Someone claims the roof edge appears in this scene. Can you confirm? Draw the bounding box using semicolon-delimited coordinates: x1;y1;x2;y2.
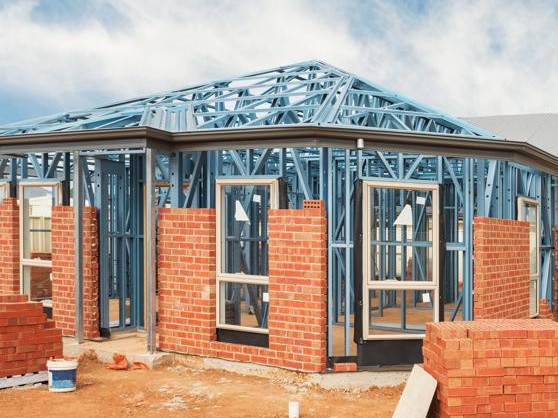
0;125;555;175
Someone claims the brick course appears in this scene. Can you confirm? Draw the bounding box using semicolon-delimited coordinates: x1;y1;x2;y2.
539;300;553;320
423;320;558;417
51;206;99;339
555;227;558;321
0;293;62;378
0;198;20;294
157;203;327;372
473;217;530;319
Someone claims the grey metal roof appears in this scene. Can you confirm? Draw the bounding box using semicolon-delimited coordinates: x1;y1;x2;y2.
464;114;558;157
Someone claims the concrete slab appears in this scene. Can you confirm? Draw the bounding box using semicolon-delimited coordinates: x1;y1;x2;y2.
63;333;172;369
311;370;409;390
63;333;409;390
392;364;437;418
172;355;410;390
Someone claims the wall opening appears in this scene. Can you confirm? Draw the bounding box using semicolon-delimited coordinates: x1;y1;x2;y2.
19;182;60;308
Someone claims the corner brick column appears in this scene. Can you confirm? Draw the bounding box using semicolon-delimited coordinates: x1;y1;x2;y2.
51;206;99;339
157;201;327;373
0;198;20;294
473;217;530;319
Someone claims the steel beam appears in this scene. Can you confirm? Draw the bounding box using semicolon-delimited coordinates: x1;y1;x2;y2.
73;151;84;343
145;148;157;354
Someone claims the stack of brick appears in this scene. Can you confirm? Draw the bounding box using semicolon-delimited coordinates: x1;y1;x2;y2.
0;294;62;378
423;320;558;417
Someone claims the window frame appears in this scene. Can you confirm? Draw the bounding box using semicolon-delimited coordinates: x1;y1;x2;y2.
215;177;278;334
19;181;61;300
517;196;540;318
0;181;8;204
361;180;440;340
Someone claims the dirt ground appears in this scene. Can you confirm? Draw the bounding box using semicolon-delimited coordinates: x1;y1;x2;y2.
0;356;404;417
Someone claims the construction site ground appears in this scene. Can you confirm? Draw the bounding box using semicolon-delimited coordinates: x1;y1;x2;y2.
0;355;404;417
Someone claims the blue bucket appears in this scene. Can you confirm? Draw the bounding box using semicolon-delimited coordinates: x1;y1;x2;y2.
47;359;78;392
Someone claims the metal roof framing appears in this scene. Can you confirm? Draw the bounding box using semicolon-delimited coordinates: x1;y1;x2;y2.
0;60;493;137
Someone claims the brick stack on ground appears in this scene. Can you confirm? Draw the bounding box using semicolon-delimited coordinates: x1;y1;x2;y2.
0;294;62;378
423;320;558;417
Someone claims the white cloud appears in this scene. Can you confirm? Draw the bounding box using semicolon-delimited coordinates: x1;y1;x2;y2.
0;0;557;123
349;0;558;117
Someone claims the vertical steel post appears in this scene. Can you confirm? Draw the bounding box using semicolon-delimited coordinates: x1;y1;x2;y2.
145;148;157;354
322;148;334;358
170;152;185;208
73;151;84;343
462;158;473;320
344;149;351;356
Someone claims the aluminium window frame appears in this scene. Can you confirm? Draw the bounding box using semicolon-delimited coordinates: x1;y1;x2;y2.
0;181;7;204
215;177;279;334
517;196;540;318
361;180;440;340
19;181;61;299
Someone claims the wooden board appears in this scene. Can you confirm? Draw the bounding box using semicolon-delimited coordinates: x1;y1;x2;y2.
392;364;437;418
0;371;48;389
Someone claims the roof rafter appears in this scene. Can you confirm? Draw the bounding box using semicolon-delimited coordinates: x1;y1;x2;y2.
0;60;496;139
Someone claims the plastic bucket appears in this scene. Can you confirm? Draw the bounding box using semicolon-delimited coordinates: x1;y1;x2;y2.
47;359;78;392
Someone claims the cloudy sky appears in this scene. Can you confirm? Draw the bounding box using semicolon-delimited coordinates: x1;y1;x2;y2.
0;0;556;125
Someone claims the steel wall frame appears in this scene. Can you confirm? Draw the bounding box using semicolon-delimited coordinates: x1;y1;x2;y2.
0;143;556;358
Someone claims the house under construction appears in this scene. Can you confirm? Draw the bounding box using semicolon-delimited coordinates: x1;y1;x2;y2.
0;61;556;370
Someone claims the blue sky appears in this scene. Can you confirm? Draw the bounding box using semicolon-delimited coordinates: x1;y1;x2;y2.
0;0;557;125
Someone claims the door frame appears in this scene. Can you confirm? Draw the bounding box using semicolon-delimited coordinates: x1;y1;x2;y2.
95;158;143;335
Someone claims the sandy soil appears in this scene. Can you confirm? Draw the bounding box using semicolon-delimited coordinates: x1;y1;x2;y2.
0;356;403;417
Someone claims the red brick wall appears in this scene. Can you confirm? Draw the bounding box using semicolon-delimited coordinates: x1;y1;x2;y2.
267;207;327;370
0;198;20;294
473;217;530;319
0;293;62;378
539;299;553;320
51;206;99;339
157;208;216;355
555;227;558;321
157;203;327;372
423;320;558;417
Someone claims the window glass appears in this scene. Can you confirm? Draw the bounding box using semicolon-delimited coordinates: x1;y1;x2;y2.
221;184;271;276
216;179;277;334
219;282;269;329
20;184;58;302
368;187;434;284
362;181;439;340
367;289;435;336
22;186;56;260
518;197;539;317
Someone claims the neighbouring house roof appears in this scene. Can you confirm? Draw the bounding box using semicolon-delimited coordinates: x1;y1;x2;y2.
465;113;558;158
